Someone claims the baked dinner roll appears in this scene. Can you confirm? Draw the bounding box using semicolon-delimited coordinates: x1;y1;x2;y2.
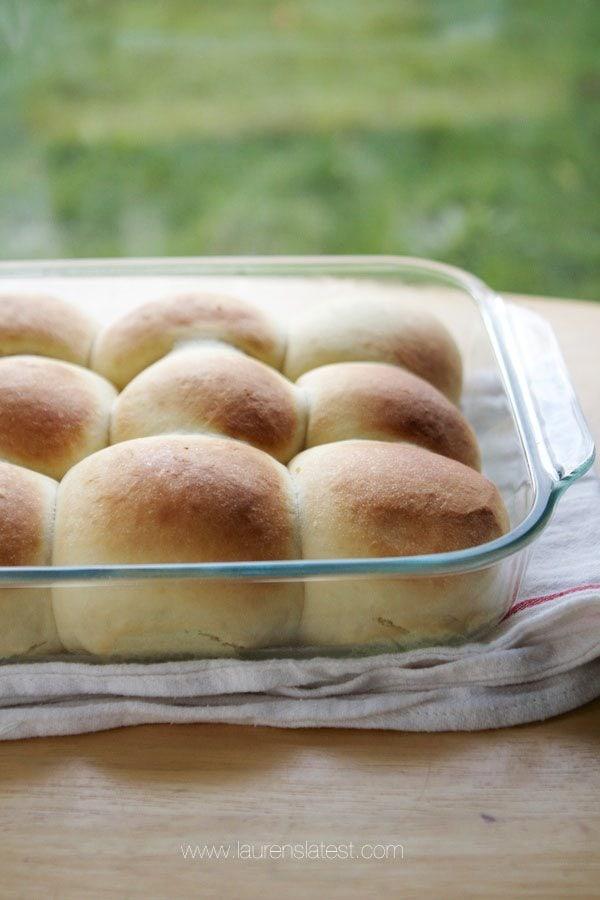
0;461;62;658
299;362;480;469
92;293;285;388
0;294;96;365
290;441;509;648
0;356;117;480
284;295;462;402
52;435;303;658
111;344;307;463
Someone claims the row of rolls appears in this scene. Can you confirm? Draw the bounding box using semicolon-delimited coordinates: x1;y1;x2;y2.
0;292;509;659
0;291;469;478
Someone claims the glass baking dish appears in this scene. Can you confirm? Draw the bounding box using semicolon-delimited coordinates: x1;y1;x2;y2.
0;255;594;661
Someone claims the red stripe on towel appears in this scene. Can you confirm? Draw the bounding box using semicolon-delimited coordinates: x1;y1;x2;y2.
504;583;600;619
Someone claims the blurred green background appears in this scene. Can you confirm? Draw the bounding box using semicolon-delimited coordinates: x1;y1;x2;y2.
1;0;598;298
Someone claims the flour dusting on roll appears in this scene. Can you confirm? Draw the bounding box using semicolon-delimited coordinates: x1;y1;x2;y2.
290;440;509;649
92;293;286;388
52;435;303;658
0;356;117;480
111;344;307;463
0;461;62;657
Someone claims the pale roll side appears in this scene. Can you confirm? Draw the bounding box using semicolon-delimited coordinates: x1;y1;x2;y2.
0;461;62;657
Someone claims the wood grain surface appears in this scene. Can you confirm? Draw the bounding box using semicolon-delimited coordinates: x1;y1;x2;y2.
0;296;598;900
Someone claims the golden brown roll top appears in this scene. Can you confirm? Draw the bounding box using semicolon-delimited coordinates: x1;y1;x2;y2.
298;362;480;469
54;434;301;565
92;293;286;388
0;356;117;480
111;344;307;463
290;440;509;648
0;294;97;365
0;461;57;568
52;435;303;657
0;461;62;657
284;295;463;402
290;440;507;557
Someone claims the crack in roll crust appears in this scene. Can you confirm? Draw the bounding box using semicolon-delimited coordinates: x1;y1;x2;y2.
0;294;96;365
0;356;117;480
52;435;303;657
92;293;286;388
284;295;463;402
299;362;480;469
111;344;306;463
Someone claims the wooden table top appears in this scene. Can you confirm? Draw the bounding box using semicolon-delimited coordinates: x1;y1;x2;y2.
0;295;598;899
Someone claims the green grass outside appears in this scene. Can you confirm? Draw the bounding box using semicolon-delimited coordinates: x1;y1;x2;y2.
0;0;598;298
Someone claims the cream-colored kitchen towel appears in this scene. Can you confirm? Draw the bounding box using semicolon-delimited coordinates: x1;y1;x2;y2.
0;466;598;739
